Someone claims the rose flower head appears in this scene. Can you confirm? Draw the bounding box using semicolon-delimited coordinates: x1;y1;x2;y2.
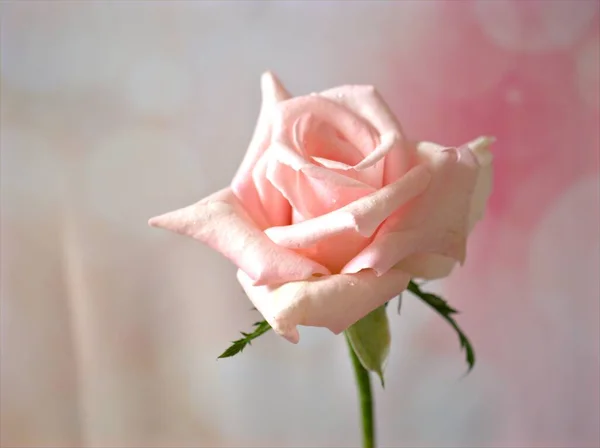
149;72;493;344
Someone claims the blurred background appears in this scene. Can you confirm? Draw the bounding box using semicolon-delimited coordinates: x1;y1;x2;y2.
1;1;599;447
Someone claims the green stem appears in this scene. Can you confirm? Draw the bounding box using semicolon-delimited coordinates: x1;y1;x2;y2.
345;332;375;448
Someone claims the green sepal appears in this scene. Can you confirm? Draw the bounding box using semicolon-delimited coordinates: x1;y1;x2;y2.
345;306;390;387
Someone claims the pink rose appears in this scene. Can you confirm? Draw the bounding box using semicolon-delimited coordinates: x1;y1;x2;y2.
149;72;493;344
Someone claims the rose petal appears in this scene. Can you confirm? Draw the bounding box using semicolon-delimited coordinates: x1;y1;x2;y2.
267;141;376;218
320;85;412;185
293;112;365;165
291;113;383;188
353;131;399;171
265;164;431;248
268;95;392;212
311;131;400;187
231;71;292;228
394;137;495;279
269;140;377;190
250;147;291;228
234;72;291;181
273;95;379;160
237;266;411;343
466;136;494;229
148;188;329;285
394;253;457;280
311;156;355;171
291;230;372;275
342;144;481;276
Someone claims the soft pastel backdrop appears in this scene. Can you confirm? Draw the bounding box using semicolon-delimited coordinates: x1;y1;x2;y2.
1;1;599;447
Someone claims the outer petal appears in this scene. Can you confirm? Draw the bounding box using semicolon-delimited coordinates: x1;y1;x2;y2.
250;147;292;228
232;72;291;188
342;142;482;276
237;266;411;343
148;188;329;285
394;136;494;279
231;72;292;228
394;253;457;280
320;85;412;185
466;136;494;230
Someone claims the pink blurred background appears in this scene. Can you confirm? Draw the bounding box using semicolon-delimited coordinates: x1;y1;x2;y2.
1;1;598;447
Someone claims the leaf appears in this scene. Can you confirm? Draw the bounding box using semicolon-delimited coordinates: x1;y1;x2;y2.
345;306;391;387
396;293;403;315
384;294;402;313
220;282;475;374
218;320;272;359
407;280;475;372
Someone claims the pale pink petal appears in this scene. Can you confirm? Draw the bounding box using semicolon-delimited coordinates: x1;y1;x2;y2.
394;137;495;279
273;95;386;188
266;142;375;218
394;253;457;280
320;85;412;185
272;95;379;159
269;140;375;189
237;266;411;343
291;230;372;275
290;112;383;187
250;149;291;227
353;131;398;171
265;164;431;248
342;144;481;276
264;164;429;273
466;136;494;230
230;72;292;227
306;123;365;166
148;188;329;285
311;156;354;171
310;131;400;186
233;72;291;181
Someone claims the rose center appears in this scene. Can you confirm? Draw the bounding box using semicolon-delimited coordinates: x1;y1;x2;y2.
295;114;366;168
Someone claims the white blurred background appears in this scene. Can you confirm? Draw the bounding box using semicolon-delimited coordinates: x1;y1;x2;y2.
1;1;599;447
